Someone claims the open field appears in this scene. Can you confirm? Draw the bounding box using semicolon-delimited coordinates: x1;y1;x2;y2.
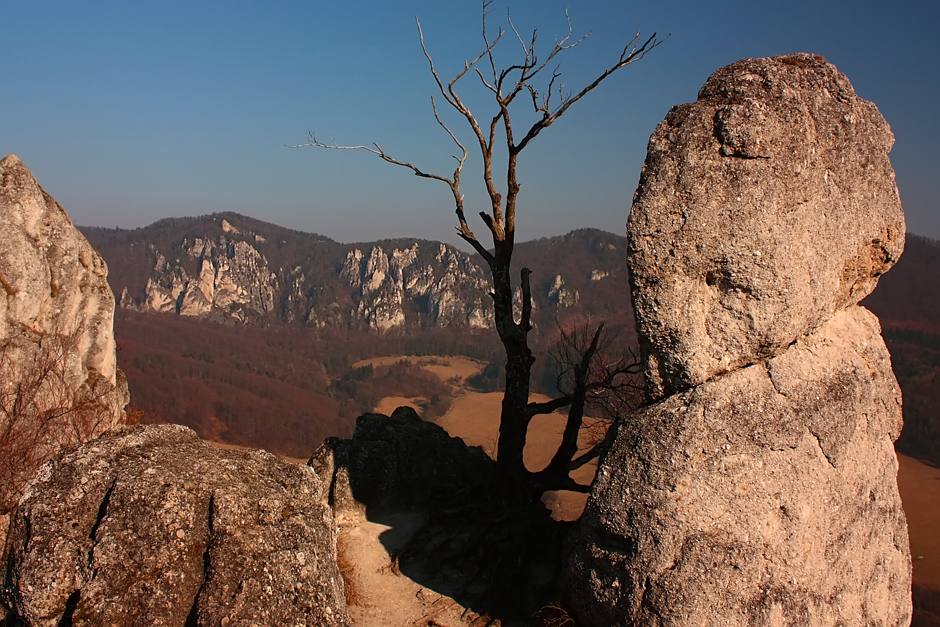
372;396;426;416
352;355;486;385
367;356;599;521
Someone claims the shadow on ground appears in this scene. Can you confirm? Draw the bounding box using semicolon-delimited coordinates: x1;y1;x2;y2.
312;407;578;625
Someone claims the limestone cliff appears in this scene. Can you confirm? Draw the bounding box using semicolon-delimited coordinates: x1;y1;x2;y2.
96;214;608;333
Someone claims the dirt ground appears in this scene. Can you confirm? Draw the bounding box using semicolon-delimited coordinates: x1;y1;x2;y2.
336;512;490;627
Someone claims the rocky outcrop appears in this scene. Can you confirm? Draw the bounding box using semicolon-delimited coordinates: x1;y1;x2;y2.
311;408;567;620
311;406;496;523
0;155;127;514
568;308;910;625
627;54;904;399
137;234;278;321
2;424;349;627
340;243;493;331
568;55;911;626
104;215;610;333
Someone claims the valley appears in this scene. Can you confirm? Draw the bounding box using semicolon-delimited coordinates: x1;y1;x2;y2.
78;212;940;620
81;213;940;470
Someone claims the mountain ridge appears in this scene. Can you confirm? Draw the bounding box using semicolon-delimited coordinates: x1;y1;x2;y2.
79;214;940;465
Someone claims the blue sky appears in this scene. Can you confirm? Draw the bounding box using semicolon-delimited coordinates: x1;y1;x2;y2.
2;1;937;247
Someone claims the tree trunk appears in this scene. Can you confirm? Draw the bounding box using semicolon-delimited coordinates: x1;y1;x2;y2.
489;248;535;493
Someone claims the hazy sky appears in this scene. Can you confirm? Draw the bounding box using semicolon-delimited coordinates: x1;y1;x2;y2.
2;1;937;247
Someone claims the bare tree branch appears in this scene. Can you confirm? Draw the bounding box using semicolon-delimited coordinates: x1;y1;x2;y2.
526;395;572;417
513;31;662;154
570;440;605;470
294;3;660;494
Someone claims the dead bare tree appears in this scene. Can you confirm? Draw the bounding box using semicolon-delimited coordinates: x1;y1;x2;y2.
532;320;643;493
295;2;661;494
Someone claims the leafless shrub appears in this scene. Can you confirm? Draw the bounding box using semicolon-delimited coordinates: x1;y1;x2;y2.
0;326;118;513
550;319;644;440
527;320;644;493
532;601;579;627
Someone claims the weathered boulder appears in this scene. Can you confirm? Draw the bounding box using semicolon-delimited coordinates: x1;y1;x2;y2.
1;424;349;627
627;54;904;398
311;406;496;522
0;154;128;513
568;307;911;625
568;54;911;627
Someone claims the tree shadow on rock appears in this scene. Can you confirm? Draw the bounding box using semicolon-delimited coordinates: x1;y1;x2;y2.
311;407;573;624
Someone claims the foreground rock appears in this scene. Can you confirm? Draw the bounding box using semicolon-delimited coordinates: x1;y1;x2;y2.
314;407;567;621
0;154;128;515
1;424;349;627
568;54;911;626
627;54;904;399
569;307;910;625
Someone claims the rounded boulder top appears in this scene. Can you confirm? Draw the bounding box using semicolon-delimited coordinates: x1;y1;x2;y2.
627;53;905;399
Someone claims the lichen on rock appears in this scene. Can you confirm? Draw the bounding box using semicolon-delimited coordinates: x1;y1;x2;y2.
2;424;349;627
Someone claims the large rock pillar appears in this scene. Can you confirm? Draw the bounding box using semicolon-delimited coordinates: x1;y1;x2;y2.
0;155;128;519
567;54;911;626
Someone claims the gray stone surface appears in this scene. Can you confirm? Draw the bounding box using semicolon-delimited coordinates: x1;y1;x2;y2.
569;54;911;627
0;154;128;512
1;424;349;627
568;307;911;626
627;54;905;399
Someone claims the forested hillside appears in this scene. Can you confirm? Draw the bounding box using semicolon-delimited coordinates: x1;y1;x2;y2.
863;234;940;465
82;217;940;465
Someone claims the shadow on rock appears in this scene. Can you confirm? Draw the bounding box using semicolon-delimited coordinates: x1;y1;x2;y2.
311;406;572;624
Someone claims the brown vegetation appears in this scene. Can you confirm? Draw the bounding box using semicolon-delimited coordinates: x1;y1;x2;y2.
0;328;117;513
863;234;940;465
114;308;502;459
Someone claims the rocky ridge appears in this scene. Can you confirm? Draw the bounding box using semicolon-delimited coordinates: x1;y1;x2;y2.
84;215;626;335
0;154;128;524
2;424;349;626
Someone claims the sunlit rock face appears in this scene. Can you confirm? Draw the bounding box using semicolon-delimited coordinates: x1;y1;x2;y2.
139;235;277;322
567;55;911;627
0;154;127;513
340;242;493;332
627;53;904;400
107;216;612;335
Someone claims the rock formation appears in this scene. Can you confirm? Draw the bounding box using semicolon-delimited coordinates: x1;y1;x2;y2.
312;407;567;620
91;215;627;334
627;54;904;400
2;424;349;627
0;155;127;519
567;54;911;626
339;243;493;331
311;406;497;523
